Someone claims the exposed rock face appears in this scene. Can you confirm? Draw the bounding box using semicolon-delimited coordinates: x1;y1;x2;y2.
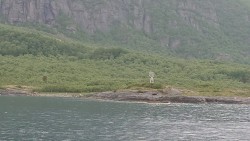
0;0;154;33
0;0;219;34
177;0;219;30
1;0;250;60
0;0;55;24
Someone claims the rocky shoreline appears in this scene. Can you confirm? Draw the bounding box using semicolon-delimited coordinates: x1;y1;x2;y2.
0;88;31;96
88;91;250;104
1;89;250;104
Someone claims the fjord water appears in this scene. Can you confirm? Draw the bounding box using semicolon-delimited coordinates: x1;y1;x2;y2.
0;96;249;141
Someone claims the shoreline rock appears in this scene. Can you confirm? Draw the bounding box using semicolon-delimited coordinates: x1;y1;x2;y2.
0;88;32;96
88;91;250;104
1;89;250;104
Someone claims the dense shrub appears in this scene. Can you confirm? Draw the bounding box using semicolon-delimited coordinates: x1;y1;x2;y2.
90;48;127;60
0;26;88;57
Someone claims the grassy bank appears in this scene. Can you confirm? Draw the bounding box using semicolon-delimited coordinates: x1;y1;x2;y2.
0;54;249;97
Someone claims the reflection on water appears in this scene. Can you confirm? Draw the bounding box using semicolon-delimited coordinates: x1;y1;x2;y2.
0;96;249;140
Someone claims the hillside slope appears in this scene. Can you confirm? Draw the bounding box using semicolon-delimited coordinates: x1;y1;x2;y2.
0;0;250;64
0;24;250;96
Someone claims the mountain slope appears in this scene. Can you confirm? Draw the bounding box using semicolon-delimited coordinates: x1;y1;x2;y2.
0;23;250;96
0;0;250;64
0;0;250;96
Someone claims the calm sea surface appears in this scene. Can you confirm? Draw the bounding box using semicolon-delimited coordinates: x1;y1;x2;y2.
0;96;249;141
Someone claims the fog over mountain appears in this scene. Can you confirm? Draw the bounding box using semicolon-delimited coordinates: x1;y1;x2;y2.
0;0;250;63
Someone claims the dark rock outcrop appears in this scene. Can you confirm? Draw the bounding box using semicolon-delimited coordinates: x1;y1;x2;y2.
89;91;250;104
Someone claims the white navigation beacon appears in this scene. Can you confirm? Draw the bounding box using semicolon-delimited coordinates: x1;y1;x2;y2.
149;71;155;83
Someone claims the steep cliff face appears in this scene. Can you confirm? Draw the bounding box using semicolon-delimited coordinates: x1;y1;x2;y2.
177;0;219;29
0;0;220;34
0;0;152;33
0;0;249;62
0;0;56;24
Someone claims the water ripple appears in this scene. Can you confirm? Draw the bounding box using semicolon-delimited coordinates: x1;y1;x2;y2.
0;97;249;140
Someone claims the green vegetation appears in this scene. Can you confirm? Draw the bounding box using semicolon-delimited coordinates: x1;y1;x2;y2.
46;0;250;65
0;23;249;96
1;0;250;99
0;24;89;57
4;0;249;65
0;53;249;96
